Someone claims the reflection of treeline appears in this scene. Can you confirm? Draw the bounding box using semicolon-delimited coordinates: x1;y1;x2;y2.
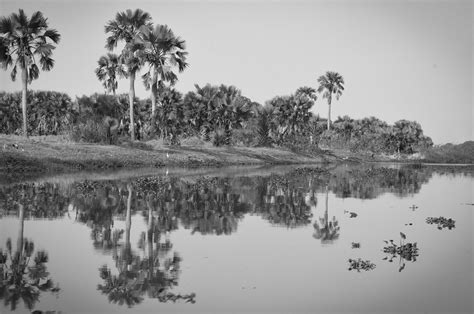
0;182;71;219
0;165;441;224
327;166;433;199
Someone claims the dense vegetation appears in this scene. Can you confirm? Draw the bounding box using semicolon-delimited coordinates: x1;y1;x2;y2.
1;8;441;158
422;141;474;164
0;88;434;154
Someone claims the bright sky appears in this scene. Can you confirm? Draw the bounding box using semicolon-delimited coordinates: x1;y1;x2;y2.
0;0;472;144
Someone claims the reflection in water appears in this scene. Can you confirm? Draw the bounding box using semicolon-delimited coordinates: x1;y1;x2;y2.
313;186;340;244
0;205;60;311
97;185;195;307
0;164;470;311
328;166;433;199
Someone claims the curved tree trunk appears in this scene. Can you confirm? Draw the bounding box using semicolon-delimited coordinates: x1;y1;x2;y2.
129;71;136;141
327;95;332;130
21;67;28;137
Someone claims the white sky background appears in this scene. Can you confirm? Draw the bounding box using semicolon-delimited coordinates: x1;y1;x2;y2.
0;0;472;144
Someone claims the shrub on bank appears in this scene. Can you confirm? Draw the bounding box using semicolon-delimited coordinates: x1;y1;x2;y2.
317;116;433;154
422;141;474;164
0;91;75;135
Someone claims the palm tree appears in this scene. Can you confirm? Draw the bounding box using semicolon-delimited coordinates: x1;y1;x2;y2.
317;71;344;130
95;53;126;96
105;9;152;140
138;24;188;118
0;9;61;137
295;86;318;101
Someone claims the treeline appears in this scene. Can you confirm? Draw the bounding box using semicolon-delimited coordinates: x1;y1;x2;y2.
0;88;433;154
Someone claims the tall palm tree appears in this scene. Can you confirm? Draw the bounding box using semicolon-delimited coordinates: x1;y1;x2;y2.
0;9;61;137
317;71;344;130
105;9;152;140
95;53;126;96
138;24;188;117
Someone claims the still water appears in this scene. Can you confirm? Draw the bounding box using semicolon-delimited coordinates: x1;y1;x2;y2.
0;164;473;314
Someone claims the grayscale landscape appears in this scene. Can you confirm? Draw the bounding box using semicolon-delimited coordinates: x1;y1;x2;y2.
0;0;473;313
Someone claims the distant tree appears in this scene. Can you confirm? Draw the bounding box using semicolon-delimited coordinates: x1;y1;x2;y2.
255;105;274;146
267;88;315;142
0;9;61;137
295;86;318;101
95;53;126;96
317;71;344;130
183;84;252;145
138;24;188;118
183;84;220;140
105;9;152;140
391;120;432;154
152;87;184;143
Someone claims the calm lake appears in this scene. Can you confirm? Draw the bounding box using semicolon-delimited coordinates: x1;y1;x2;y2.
1;164;473;314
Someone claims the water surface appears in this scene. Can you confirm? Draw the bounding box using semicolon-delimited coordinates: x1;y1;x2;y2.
0;164;473;313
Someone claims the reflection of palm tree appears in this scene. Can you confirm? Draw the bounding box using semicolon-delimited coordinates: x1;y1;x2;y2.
97;188;195;307
313;186;340;243
0;203;59;311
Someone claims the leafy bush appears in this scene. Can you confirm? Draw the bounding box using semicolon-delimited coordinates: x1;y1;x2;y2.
422;141;474;163
69;118;118;144
183;84;256;146
231;128;255;146
212;129;227;147
317;116;433;154
0;91;76;135
255;107;273;147
281;134;323;156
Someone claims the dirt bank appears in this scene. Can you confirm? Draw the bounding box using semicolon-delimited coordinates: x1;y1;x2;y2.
0;135;341;183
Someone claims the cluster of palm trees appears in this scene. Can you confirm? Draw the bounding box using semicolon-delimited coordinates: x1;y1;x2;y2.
97;9;188;140
1;8;348;141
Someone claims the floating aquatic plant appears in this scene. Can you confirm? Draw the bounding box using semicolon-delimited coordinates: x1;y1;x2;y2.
348;258;375;272
344;210;357;218
426;217;455;230
382;233;419;272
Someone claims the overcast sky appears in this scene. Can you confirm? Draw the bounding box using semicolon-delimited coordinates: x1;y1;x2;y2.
0;0;472;144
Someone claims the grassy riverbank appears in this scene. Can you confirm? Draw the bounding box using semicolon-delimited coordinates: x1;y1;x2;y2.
0;135;340;182
2;135;472;184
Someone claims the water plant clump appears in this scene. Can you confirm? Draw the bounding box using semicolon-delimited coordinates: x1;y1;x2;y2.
348;258;376;272
426;217;455;230
351;242;360;249
383;242;419;262
382;233;419;272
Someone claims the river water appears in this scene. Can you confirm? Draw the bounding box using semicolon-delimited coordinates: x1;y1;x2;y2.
0;164;473;313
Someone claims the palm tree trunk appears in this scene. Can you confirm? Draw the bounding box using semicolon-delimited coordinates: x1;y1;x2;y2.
151;68;157;117
129;71;136;141
17;203;25;253
125;184;132;251
327;95;332;130
21;66;28;137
